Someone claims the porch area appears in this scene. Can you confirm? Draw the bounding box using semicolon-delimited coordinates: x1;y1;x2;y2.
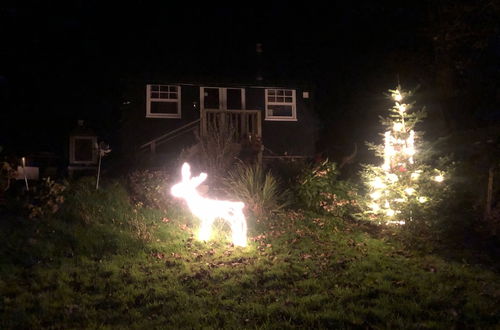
139;109;262;160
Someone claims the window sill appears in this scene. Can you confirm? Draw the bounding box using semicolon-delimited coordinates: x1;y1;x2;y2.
264;117;298;122
146;114;182;119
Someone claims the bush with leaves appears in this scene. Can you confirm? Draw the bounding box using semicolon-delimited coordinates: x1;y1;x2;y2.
1;161;16;192
0;149;16;195
266;158;309;191
222;162;287;219
127;169;173;212
27;177;67;219
401;158;495;245
295;160;360;217
388;124;500;244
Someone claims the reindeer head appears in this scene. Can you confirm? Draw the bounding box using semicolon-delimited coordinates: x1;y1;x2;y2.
170;163;207;198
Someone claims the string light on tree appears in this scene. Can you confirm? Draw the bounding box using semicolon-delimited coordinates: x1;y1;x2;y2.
361;85;445;224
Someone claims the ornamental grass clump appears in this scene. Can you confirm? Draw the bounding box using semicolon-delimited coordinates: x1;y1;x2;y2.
222;162;287;219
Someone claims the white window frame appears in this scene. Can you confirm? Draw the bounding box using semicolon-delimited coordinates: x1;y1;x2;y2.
264;88;297;121
69;136;98;165
146;84;181;118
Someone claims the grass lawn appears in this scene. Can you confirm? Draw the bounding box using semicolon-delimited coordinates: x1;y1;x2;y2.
1;180;499;329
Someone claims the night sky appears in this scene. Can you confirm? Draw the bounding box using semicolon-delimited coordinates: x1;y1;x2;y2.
1;1;499;158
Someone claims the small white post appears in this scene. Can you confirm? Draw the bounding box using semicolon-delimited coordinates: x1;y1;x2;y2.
21;157;29;191
96;153;102;190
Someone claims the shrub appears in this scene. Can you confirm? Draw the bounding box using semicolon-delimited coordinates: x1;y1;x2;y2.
295;160;360;217
222;162;288;219
400;159;486;244
0;155;17;206
26;177;67;219
0;160;16;193
265;158;309;191
127;169;173;212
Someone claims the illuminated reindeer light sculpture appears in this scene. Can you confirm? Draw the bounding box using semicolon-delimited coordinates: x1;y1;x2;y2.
170;163;248;247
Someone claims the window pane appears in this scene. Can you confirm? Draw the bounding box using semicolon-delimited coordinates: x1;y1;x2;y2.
285;97;293;103
269;104;293;117
159;85;169;92
204;88;220;109
268;96;275;102
74;139;93;161
277;90;284;96
151;92;160;98
170;92;178;99
151;101;178;114
285;90;292;96
277;97;284;102
227;89;243;110
169;86;177;92
151;85;160;91
268;89;276;96
160;92;170;99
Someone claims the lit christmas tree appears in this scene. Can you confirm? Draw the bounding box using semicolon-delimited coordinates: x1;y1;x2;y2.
361;85;445;224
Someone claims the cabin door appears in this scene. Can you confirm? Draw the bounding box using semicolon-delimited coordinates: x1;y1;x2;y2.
200;87;245;111
200;87;247;137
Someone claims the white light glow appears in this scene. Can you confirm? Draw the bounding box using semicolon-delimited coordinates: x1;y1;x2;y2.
387;173;399;183
387;220;406;225
171;163;248;247
383;131;394;171
404;146;415;156
393;91;402;101
370;191;382;200
434;175;444;182
417;196;428;203
393;122;404;132
405;130;415;164
404;187;415;195
411;171;421;180
370;177;386;189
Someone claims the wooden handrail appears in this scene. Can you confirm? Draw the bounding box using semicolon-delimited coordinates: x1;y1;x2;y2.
139;119;200;151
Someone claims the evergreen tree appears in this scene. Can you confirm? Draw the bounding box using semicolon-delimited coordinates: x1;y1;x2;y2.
361;86;445;224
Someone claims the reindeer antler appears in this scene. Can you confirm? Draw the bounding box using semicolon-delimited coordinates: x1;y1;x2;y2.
181;162;191;181
191;173;207;187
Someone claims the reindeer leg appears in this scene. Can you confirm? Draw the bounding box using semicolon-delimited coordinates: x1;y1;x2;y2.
230;211;247;247
198;216;214;242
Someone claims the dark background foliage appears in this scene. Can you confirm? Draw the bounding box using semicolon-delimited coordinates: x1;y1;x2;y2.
1;1;498;161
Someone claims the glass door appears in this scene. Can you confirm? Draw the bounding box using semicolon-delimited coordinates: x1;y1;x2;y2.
201;87;245;111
